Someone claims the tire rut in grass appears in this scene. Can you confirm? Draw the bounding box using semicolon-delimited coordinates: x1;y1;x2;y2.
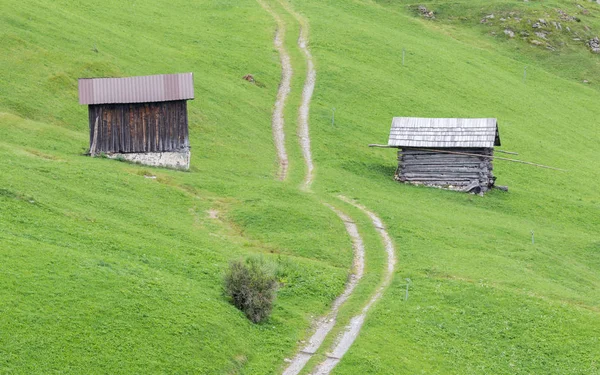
257;0;291;181
258;2;397;373
310;196;397;375
281;203;365;375
278;0;316;190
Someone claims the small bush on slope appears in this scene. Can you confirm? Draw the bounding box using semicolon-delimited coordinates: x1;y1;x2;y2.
224;257;278;323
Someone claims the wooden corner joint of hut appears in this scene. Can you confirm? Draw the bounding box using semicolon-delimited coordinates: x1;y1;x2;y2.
78;73;194;170
387;117;502;194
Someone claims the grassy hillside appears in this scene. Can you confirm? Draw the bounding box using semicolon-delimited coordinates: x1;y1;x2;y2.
293;0;600;372
0;1;353;373
385;0;600;86
1;0;599;374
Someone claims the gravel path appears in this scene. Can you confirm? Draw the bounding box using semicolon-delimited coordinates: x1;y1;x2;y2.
279;0;316;189
281;204;365;375
310;196;397;375
257;2;397;373
257;0;291;181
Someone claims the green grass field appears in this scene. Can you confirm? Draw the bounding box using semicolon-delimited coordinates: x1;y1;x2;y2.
1;0;599;373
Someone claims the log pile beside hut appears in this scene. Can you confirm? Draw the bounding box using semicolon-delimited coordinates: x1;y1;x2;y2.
388;117;501;194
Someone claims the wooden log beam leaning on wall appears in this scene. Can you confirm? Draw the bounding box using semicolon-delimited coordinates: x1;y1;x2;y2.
369;144;566;171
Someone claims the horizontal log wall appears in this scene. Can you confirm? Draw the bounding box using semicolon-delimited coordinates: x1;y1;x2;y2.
88;100;189;153
395;148;495;192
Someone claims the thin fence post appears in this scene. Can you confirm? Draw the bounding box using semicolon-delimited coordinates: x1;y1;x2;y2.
402;48;405;66
405;278;411;301
331;107;336;127
523;66;527;83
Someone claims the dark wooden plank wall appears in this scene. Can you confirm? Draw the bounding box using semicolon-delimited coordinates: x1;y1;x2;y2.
396;148;495;191
88;100;189;153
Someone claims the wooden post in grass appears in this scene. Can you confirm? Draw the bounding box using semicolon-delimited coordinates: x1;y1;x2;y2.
402;48;405;66
405;278;411;301
332;107;336;127
523;66;527;84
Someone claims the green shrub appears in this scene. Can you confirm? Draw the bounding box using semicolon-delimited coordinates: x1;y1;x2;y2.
224;257;278;323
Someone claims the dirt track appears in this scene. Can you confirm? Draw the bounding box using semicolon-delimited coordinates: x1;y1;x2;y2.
310;196;397;375
257;0;291;181
277;0;315;189
281;204;365;375
257;2;397;373
281;0;316;189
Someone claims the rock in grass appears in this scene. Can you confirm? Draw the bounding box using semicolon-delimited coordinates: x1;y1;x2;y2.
417;5;435;19
587;37;600;53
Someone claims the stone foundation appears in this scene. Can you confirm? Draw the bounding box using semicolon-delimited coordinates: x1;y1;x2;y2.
103;150;190;170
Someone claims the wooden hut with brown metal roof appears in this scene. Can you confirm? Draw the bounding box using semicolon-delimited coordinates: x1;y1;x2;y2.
78;73;194;170
388;117;501;193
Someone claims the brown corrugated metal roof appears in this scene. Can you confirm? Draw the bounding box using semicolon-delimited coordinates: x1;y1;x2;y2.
388;117;501;148
78;73;194;105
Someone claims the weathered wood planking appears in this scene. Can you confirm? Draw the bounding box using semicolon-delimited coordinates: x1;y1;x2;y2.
88;100;189;153
388;117;500;148
395;147;495;193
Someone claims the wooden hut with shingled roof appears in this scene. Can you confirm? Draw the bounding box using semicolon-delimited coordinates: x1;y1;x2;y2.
388;117;501;193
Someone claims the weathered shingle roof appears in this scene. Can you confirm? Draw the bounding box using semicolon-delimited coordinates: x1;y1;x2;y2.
78;73;194;105
388;117;501;148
